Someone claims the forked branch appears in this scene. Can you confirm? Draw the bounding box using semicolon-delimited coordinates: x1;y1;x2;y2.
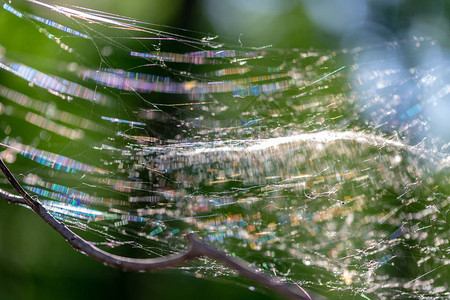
0;158;322;300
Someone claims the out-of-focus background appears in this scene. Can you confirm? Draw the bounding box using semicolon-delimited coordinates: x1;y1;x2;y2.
0;1;448;299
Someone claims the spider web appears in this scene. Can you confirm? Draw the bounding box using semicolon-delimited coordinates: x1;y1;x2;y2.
0;1;448;299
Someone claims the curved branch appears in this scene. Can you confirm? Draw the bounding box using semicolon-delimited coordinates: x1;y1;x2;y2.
186;234;320;300
0;187;28;205
0;158;321;300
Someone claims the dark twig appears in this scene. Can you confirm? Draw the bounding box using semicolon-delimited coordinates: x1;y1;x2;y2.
0;158;320;300
0;187;28;205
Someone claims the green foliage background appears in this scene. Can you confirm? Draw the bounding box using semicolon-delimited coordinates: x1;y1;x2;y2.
0;1;448;299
